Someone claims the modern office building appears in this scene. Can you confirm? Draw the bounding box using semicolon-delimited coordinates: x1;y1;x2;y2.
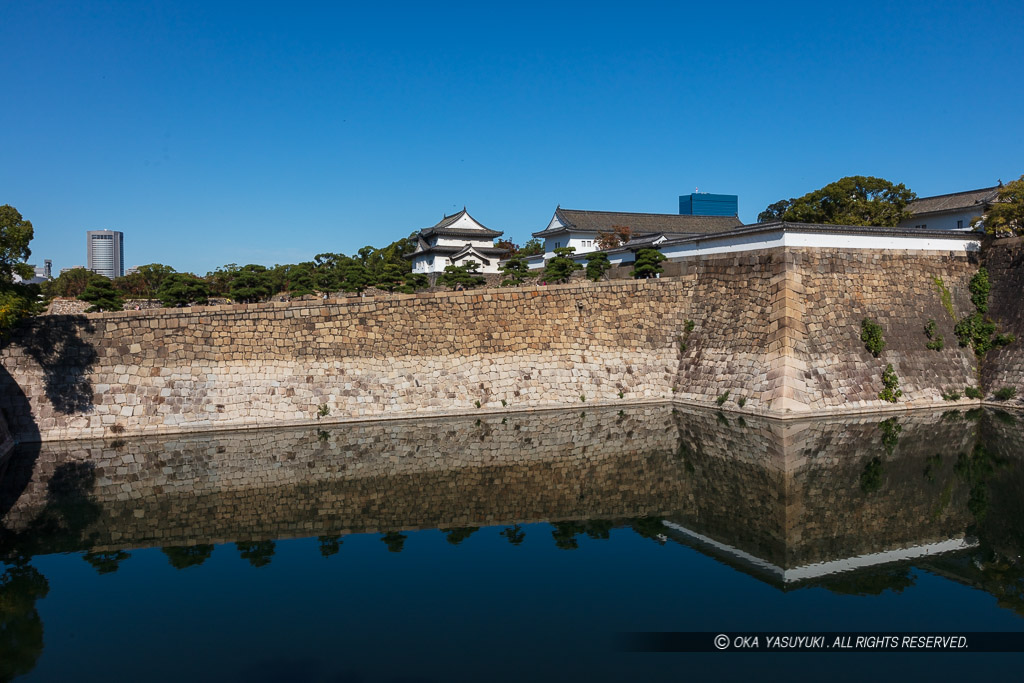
86;230;125;278
678;192;739;217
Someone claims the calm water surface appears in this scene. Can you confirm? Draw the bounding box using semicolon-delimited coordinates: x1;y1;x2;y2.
1;405;1023;681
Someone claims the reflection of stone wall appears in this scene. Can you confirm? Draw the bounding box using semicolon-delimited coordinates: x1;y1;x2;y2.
1;247;985;441
0;406;689;550
1;405;1007;571
666;408;980;568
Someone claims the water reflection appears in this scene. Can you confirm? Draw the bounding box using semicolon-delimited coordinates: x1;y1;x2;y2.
0;404;1022;677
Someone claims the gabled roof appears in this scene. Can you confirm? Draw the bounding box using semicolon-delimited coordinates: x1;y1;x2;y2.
419;208;503;239
450;244;495;266
907;187;999;216
621;233;669;248
406;244;509;260
533;207;742;238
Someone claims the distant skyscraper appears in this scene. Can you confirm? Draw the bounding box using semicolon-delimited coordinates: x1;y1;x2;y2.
86;230;124;278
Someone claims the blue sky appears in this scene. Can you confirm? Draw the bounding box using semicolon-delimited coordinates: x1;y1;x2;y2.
3;0;1023;275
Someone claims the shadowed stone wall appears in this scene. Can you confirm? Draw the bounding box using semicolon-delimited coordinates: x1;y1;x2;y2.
982;237;1024;407
0;247;985;441
0;411;12;460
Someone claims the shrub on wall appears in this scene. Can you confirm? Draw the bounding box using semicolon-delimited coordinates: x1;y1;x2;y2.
860;318;885;357
994;387;1017;401
924;319;944;351
878;364;902;403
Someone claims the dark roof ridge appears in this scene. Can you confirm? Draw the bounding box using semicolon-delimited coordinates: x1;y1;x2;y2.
558;207;732;218
912;186;999;201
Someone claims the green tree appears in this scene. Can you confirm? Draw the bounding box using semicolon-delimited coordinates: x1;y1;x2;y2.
312;253;343;293
116;263;176;298
631;248;666;279
283;262;316;297
779;176;916;227
518;238;545;256
439;261;487;290
757;198;795;222
229;264;271;303
78;278;124;312
157;272;210;307
499;254;535;286
543;247;581;283
205;263;239;297
375;263;408;292
0;204;34;284
401;273;429;293
585;252;611;281
42;267;106;299
974;176;1024;236
337;258;373;294
0;285;42;334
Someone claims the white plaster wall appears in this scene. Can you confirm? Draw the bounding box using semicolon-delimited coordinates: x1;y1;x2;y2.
898;209;984;231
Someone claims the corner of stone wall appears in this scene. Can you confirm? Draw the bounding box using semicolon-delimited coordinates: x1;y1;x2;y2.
763;251;811;414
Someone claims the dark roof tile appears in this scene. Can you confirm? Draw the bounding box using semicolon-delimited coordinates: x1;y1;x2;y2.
533;208;741;238
907;187;999;216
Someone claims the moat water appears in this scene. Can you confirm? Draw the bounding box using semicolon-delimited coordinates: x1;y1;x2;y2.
1;405;1023;681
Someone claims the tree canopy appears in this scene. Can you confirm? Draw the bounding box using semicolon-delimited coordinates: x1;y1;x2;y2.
0;205;34;284
764;176;916;227
543;247;581;283
757;199;794;223
78;278;124;312
500;255;534;287
585;252;611;281
518;238;545;257
596;225;631;250
157;272;210;307
631;248;666;279
439;261;486;290
974;175;1024;236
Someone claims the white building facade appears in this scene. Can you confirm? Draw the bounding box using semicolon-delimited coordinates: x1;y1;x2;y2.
898;186;999;232
527;207;742;269
408;209;508;274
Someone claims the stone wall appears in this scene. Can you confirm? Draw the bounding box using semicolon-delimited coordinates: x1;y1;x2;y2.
982;237;1024;407
0;247;986;441
0;411;12;461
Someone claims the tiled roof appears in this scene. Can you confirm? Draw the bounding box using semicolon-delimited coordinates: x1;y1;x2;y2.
420;209;503;239
533;208;741;238
406;244;508;259
907;187;999;216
